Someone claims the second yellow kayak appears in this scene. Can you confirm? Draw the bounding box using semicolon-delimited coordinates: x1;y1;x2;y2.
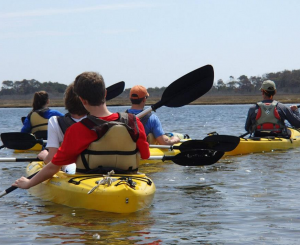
225;128;300;156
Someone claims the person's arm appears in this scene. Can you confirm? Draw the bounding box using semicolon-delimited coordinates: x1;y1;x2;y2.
12;162;61;189
45;109;64;118
38;148;58;164
245;106;256;132
21;117;31;133
148;114;180;145
278;103;300;128
135;118;150;159
156;134;181;145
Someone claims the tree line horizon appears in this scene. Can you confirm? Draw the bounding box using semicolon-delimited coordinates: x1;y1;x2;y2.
1;68;299;97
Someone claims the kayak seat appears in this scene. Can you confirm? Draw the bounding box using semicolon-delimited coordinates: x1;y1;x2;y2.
253;129;291;139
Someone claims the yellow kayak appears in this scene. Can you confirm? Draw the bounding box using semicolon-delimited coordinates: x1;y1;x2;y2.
225;128;300;156
26;161;156;213
14;143;42;153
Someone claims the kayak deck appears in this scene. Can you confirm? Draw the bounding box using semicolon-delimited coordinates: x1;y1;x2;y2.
26;161;156;213
225;128;300;156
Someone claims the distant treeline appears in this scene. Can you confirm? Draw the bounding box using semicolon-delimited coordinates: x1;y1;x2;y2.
0;79;67;96
1;68;300;96
118;87;167;98
210;69;300;94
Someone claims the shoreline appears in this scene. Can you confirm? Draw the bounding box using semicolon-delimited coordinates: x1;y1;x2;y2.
0;94;298;108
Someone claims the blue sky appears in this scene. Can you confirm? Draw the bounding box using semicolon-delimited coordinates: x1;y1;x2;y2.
1;0;299;89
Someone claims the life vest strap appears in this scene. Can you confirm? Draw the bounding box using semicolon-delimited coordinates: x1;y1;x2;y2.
80;113;139;142
57;113;76;134
79;148;139;171
31;123;48;129
82;149;138;155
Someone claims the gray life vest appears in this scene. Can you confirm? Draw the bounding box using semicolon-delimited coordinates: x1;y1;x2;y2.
252;100;287;135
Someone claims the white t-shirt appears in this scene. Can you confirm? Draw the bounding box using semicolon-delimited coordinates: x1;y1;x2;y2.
46;115;87;148
45;115;87;175
46;116;63;148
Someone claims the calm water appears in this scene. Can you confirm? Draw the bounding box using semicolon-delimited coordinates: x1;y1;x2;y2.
1;105;300;245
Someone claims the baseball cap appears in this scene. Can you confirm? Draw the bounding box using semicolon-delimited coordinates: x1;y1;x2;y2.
130;85;149;99
260;80;276;91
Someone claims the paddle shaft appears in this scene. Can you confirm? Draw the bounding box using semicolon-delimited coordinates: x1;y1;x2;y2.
0;172;38;198
239;132;250;138
0;157;39;162
149;141;211;150
147;155;178;161
149;144;177;149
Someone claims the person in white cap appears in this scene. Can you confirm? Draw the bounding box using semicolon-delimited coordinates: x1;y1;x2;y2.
245;80;300;137
127;85;181;145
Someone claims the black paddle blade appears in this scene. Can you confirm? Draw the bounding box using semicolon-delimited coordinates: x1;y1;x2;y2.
165;149;224;166
153;65;214;109
106;81;125;101
175;140;230;152
34;130;48;140
203;135;240;152
0;132;40;150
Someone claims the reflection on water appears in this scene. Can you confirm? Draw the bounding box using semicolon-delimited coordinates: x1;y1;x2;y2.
1;106;300;244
